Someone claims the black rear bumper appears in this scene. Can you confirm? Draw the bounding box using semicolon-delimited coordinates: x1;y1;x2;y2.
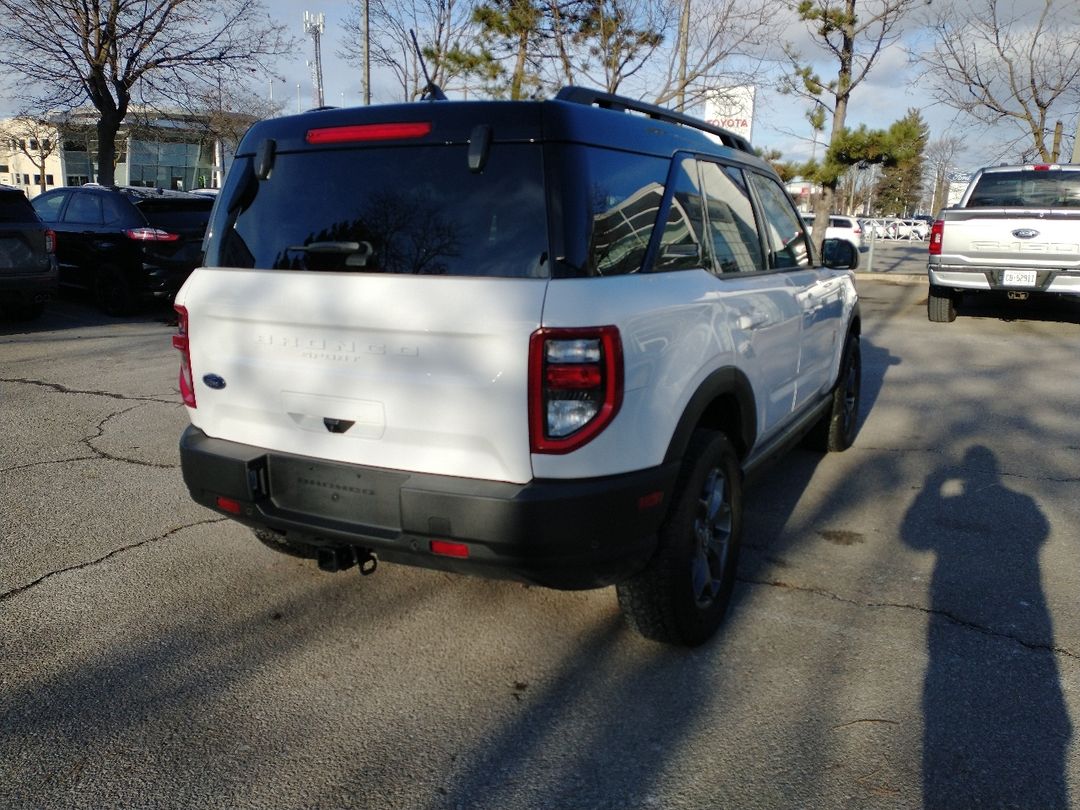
179;426;679;589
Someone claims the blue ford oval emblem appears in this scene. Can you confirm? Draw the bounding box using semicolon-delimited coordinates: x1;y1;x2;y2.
202;373;227;390
1012;228;1039;239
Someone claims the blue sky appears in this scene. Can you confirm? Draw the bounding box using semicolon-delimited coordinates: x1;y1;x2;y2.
267;0;1028;170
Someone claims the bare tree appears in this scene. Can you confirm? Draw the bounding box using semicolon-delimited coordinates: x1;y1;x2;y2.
916;0;1080;163
0;0;294;186
782;0;924;235
342;0;483;100
5;117;60;194
647;0;778;109
923;134;965;215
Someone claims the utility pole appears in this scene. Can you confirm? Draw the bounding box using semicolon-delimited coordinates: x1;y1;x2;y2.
676;0;690;109
363;0;371;105
304;11;326;108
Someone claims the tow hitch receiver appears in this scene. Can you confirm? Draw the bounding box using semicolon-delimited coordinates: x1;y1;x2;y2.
317;546;378;575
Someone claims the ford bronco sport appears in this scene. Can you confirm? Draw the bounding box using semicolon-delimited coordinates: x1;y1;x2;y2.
174;87;861;646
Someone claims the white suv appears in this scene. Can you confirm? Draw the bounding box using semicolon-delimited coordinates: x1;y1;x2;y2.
803;213;864;253
174;88;862;646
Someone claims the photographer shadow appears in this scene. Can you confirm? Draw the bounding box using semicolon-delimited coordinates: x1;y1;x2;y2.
901;445;1071;808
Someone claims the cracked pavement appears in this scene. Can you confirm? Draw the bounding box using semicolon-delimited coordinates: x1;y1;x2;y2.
1;288;1077;809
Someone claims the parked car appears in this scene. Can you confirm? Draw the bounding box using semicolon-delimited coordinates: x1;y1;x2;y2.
0;184;57;320
31;185;213;315
803;213;864;252
174;86;862;647
889;219;929;240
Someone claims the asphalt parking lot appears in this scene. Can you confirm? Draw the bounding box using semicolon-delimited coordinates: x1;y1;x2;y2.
2;276;1078;809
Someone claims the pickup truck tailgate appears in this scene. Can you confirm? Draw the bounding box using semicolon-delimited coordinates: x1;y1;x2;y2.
939;210;1080;270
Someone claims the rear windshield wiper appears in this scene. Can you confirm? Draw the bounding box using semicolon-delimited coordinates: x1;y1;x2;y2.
285;241;373;267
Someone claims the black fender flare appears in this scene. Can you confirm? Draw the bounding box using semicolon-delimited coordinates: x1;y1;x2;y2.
663;366;757;465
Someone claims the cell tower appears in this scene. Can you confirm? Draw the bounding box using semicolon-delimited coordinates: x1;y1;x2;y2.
303;11;326;108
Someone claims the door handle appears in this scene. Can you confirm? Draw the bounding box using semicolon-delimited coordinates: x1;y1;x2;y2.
736;312;769;330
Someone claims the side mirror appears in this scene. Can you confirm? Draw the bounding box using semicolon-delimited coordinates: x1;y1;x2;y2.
821;238;858;270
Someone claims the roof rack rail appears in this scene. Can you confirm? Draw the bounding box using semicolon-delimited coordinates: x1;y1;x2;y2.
554;86;755;155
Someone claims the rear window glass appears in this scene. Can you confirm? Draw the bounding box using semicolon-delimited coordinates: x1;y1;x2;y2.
967;170;1080;208
210;145;548;277
0;191;37;223
139;200;213;232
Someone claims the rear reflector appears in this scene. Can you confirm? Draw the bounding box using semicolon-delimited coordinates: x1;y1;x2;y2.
306;122;432;144
216;496;242;514
430;540;469;559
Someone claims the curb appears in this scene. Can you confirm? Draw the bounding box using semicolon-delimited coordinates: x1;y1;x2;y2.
854;272;927;285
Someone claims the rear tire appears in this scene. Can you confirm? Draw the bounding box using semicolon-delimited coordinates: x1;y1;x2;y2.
805;331;861;452
616;430;742;646
928;285;957;322
94;267;136;316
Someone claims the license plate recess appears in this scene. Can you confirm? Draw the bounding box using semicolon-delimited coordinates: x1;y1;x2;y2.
268;456;406;530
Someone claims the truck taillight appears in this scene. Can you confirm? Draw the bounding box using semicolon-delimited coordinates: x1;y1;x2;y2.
529;326;622;454
929;220;945;255
172;304;196;408
44;229;56;254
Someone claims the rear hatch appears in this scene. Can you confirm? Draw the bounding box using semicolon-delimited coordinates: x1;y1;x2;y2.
177;104;552;484
133;196;213;270
0;189;51;277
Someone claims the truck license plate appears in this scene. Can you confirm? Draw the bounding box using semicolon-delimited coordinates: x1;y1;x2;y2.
1003;270;1037;287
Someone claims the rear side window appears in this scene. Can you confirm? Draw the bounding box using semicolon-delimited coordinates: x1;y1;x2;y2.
966;170;1080;208
747;173;811;269
211;144;548;277
64;192;103;225
31;191;66;223
583;149;670;276
0;191;37;223
699;162;763;273
653;158;707;272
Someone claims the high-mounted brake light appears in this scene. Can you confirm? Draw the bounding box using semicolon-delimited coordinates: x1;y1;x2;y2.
929;219;945;256
305;122;432;144
529;326;623;454
172;304;196;408
126;227;180;242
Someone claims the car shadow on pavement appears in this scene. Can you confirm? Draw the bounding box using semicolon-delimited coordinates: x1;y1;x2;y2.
900;445;1071;809
0;291;176;336
940;291;1080;324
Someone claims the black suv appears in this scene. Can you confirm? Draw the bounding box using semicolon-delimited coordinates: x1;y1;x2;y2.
0;185;57;321
31;185;213;315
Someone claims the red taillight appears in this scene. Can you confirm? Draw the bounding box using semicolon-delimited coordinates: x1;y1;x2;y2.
216;496;242;515
929;219;945;255
529;326;623;454
430;540;469;559
305;122;432;144
44;229;56;254
126;227;180;242
1032;164;1052;171
173;304;196;408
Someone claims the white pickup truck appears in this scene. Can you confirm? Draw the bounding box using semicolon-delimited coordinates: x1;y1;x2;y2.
927;164;1080;321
